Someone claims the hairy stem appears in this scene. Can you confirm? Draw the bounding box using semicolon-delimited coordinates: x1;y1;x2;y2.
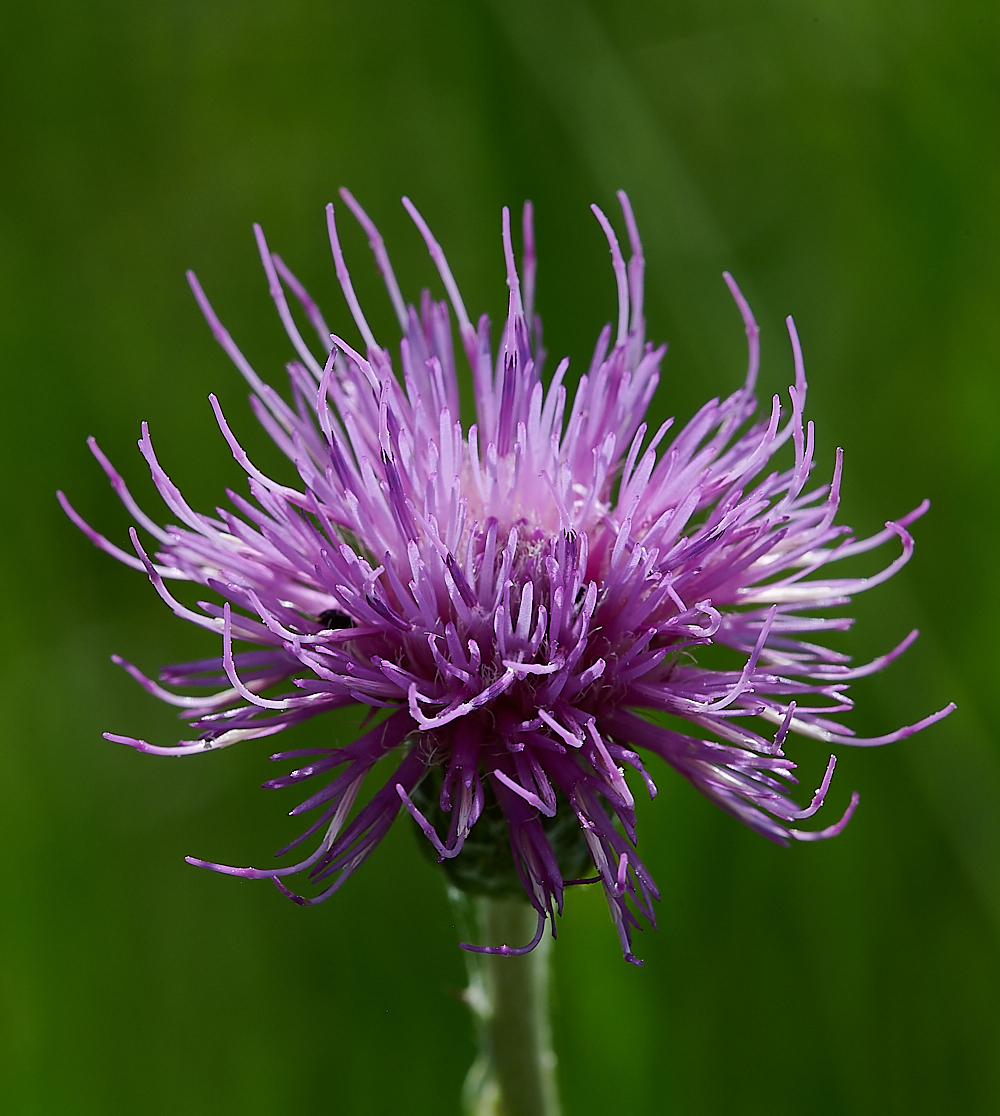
449;889;561;1116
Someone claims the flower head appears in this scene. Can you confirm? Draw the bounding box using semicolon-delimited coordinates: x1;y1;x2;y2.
61;191;953;964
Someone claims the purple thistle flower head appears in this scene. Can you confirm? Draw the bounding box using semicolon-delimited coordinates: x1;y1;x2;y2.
61;190;954;964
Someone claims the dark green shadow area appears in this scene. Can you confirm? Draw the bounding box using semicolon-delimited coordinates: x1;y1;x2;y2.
1;1;997;1113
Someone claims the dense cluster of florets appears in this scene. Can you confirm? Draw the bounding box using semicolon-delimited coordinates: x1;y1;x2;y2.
61;191;952;962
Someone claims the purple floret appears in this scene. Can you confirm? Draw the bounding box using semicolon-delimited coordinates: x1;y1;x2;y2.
60;190;954;963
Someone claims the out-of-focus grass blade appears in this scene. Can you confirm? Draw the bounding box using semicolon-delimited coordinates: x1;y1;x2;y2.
486;0;734;369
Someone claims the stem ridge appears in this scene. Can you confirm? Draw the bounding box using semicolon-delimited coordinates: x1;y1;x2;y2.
449;888;561;1116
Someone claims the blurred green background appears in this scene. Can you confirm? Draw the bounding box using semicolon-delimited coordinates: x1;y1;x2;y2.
1;1;997;1112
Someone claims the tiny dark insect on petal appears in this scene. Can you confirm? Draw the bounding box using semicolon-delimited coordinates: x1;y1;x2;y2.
317;608;353;629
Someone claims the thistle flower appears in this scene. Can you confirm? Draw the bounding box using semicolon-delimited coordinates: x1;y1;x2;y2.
61;191;953;965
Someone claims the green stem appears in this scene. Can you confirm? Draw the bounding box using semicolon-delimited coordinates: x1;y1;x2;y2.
449;888;561;1116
